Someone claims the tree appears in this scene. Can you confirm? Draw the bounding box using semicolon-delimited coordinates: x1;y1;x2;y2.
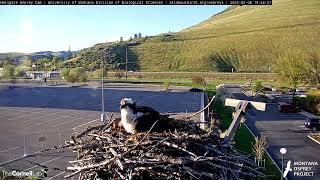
2;65;15;83
305;52;320;89
273;52;307;97
49;56;61;71
67;68;81;84
129;37;133;41
252;136;268;167
134;34;138;39
0;58;14;68
79;72;88;85
37;58;51;71
138;33;142;38
21;56;33;71
120;37;123;42
14;67;25;78
61;68;70;80
78;68;88;85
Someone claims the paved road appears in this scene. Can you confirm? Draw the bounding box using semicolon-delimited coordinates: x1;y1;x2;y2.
0;84;202;179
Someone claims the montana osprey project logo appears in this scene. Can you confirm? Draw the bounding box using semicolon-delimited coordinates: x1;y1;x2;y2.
283;160;292;178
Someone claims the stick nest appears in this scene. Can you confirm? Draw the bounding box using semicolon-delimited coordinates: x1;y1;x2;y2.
65;118;266;179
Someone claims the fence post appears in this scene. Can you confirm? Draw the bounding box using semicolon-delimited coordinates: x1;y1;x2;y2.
58;128;61;146
205;71;208;91
41;133;44;150
24;135;26;156
8;140;11;160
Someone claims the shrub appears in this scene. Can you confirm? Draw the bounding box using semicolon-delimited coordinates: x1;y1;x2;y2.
14;67;25;78
79;72;88;85
61;68;70;80
191;76;205;86
114;70;125;79
67;68;80;84
162;80;171;91
293;90;320;115
252;81;264;94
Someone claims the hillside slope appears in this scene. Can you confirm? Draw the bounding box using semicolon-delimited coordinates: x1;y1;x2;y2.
0;51;75;62
132;0;320;72
20;0;318;72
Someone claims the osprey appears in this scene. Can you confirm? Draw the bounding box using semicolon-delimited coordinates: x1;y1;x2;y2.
120;98;176;134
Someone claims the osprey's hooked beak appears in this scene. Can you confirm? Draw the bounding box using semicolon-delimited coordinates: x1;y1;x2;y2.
120;98;136;110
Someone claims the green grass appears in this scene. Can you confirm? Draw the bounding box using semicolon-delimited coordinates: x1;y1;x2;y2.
132;0;320;72
212;98;282;179
2;0;320;74
105;78;246;89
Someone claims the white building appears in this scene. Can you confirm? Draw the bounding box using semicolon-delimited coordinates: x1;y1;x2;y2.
26;71;60;79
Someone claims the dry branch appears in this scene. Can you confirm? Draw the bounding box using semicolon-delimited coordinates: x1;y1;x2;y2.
63;115;265;179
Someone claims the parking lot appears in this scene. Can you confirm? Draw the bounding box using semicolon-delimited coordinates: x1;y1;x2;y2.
246;103;320;180
0;84;202;179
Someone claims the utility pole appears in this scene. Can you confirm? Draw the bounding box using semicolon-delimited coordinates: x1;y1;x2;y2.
44;63;47;86
101;56;105;122
125;47;128;80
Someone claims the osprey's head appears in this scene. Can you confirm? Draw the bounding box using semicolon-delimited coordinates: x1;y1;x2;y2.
120;98;136;110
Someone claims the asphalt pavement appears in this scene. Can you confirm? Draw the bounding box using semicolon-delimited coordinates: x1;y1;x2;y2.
0;83;202;179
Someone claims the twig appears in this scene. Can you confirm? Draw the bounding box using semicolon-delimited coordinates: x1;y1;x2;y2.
186;95;215;119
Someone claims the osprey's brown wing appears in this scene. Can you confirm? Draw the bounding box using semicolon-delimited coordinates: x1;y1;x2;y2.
135;106;160;115
134;106;162;132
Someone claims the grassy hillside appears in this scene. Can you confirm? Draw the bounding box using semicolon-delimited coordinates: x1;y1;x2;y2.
5;0;317;73
64;42;141;71
0;51;75;62
0;52;26;60
132;0;320;72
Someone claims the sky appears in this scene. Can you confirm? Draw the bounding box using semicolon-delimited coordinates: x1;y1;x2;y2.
0;5;227;53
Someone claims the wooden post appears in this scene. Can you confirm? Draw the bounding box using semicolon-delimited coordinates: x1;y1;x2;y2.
223;98;266;144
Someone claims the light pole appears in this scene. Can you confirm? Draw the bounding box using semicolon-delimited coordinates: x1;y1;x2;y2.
44;63;48;86
101;58;105;122
280;147;287;179
125;47;128;80
32;64;36;79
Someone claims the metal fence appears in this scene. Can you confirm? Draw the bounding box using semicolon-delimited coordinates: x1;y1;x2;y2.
0;129;75;165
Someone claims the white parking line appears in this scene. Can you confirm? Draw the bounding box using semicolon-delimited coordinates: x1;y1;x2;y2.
34;115;68;126
24;111;98;124
4;108;93;121
23;109;89;122
0;108;42;118
23;111;68;123
23;156;64;171
7;111;53;121
72;119;100;131
48;171;65;180
0;147;21;153
51;117;85;128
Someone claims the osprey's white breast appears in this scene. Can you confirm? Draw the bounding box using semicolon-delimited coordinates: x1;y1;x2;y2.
120;108;139;134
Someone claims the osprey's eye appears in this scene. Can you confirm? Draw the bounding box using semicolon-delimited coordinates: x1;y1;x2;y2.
120;104;127;109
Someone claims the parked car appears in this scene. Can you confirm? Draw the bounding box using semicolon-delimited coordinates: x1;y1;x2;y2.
304;118;320;131
278;104;300;113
